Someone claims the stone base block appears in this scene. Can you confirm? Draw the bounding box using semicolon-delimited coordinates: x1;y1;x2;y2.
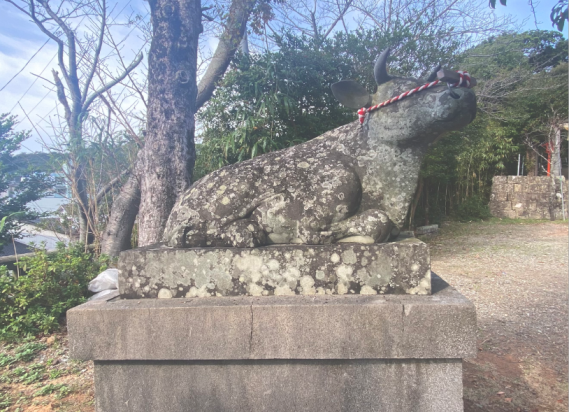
69;275;475;411
118;239;431;298
94;359;463;412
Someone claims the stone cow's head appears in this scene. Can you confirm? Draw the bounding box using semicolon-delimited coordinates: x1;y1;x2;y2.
331;49;476;146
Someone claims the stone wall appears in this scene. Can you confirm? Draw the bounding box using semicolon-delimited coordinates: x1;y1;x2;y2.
489;176;569;220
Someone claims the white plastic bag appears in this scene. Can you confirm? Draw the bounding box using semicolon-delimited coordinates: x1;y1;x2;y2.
88;289;119;301
88;268;119;293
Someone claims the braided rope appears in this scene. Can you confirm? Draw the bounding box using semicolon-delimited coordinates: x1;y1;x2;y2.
357;71;472;125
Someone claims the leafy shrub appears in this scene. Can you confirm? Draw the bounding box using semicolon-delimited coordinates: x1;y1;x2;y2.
454;196;492;221
0;243;109;340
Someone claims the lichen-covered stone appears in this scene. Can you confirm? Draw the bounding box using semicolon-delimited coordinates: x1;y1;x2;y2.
163;68;476;248
118;239;431;298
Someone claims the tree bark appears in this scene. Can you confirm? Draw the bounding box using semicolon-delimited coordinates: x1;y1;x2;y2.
137;0;202;246
101;172;140;256
104;0;256;251
551;125;563;179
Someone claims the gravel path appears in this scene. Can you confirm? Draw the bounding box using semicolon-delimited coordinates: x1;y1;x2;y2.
426;221;568;412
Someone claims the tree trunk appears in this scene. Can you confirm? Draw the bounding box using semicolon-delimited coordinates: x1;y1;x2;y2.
102;0;254;251
526;148;538;176
68;120;94;245
100;173;141;256
551;125;563;179
138;0;202;246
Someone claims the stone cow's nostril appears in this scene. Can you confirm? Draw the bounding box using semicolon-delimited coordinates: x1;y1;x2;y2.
447;84;460;99
449;91;461;99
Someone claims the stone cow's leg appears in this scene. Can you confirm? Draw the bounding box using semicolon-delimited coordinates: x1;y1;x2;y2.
329;209;393;243
208;219;267;248
163;209;207;248
252;167;363;245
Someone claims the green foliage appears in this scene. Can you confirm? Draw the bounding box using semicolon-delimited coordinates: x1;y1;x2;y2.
195;28;461;178
550;0;568;31
10;363;46;384
197;29;566;224
412;30;567;225
0;342;46;366
0;392;11;409
12;342;47;362
33;383;71;398
460;30;567;80
453;196;492;221
49;369;63;379
0;114;55;246
0;243;109;340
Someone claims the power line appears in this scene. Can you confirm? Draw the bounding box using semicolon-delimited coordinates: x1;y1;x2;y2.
0;38;51;93
28;87;56;115
10;51;58;113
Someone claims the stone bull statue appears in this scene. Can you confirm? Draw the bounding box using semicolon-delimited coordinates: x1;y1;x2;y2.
163;49;476;248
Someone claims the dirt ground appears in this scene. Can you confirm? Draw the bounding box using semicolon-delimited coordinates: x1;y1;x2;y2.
425;220;568;412
0;219;567;411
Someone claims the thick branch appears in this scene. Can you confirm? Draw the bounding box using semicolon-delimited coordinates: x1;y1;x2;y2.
98;94;144;148
8;0;71;86
82;0;107;105
195;0;256;110
321;0;354;40
95;167;132;204
52;69;71;122
37;0;82;105
82;52;144;112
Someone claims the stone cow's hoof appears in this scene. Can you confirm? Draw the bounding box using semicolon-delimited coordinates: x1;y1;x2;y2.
206;219;267;248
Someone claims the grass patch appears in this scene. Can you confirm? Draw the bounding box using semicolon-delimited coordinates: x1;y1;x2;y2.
13;342;47;362
0;393;11;409
49;369;64;379
483;217;566;225
11;364;46;384
0;342;47;367
33;383;72;399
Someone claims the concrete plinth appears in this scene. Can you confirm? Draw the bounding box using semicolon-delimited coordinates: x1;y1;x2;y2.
68;275;476;412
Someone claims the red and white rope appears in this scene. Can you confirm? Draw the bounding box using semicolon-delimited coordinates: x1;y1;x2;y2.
357;71;472;125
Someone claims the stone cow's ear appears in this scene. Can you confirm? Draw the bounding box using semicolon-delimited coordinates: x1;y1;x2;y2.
331;80;371;109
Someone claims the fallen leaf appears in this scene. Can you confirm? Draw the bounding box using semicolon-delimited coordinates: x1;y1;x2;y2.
497;391;505;395
505;398;512;402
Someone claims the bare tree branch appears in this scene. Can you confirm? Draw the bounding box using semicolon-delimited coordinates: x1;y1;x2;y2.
196;0;256;110
83;52;143;112
95;166;132;203
52;69;72;122
82;0;107;105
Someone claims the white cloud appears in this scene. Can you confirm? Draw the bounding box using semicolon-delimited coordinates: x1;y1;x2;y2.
0;0;150;153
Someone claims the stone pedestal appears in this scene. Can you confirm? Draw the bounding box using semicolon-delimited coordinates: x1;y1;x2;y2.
117;240;431;298
68;275;476;412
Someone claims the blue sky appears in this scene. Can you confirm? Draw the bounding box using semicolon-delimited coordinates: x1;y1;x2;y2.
0;0;565;152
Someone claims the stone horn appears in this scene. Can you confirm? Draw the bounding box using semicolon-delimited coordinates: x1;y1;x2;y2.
374;48;392;86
